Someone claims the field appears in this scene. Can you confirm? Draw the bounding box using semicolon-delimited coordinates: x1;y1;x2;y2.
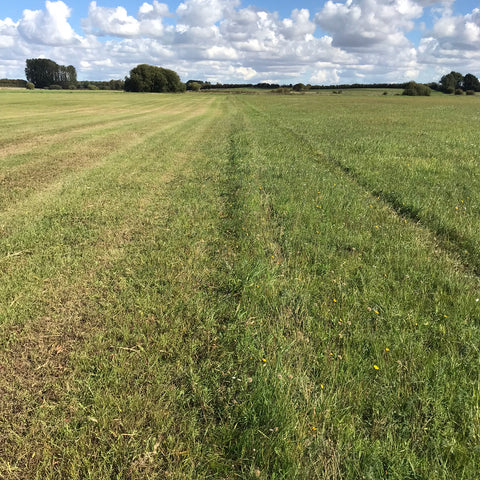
1;89;480;479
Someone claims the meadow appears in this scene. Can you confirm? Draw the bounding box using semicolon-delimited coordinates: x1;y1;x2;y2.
0;89;479;479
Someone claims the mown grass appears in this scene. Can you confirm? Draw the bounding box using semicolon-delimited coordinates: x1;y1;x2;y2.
1;90;479;479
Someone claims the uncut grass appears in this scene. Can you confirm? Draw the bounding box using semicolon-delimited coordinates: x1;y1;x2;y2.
215;96;480;478
1;92;480;479
244;94;480;273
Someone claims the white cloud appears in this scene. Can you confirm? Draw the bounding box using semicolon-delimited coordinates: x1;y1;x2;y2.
82;1;172;38
18;1;79;46
0;19;19;51
138;2;171;36
138;1;170;19
205;45;239;60
310;67;340;84
218;5;348;67
220;7;279;50
432;6;457;37
432;7;480;46
0;17;18;36
1;0;480;85
229;65;257;80
176;0;240;27
315;0;423;50
417;6;480;74
281;9;316;40
82;2;140;37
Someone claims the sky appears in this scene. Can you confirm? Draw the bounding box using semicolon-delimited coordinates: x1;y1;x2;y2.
1;0;479;85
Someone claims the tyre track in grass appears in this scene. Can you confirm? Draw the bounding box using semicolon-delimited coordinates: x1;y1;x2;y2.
238;97;480;278
218;99;289;293
221;98;347;478
0;97;220;478
194;96;336;479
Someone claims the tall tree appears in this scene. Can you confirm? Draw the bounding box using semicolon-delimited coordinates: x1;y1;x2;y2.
463;73;480;92
440;71;464;93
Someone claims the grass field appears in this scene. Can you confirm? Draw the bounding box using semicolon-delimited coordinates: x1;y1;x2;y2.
1;89;480;479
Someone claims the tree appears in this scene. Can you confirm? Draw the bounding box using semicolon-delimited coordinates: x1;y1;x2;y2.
25;59;56;88
25;58;77;89
402;81;431;96
108;79;125;90
65;65;77;85
463;73;480;92
190;82;202;92
124;65;185;93
440;71;463;93
163;68;185;92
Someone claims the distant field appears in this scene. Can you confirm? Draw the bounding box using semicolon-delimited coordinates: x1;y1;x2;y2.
199;87;406;95
1;89;480;479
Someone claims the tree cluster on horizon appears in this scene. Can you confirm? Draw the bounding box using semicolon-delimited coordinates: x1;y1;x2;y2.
25;58;77;89
402;81;431;96
124;65;185;93
432;71;480;94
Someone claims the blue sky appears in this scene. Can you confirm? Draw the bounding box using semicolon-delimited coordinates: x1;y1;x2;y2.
1;0;480;84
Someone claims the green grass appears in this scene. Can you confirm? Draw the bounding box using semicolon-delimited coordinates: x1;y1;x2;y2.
1;90;480;479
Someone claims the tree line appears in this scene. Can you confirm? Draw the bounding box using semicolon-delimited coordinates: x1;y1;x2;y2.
186;80;281;91
0;78;27;88
24;59;125;90
400;72;479;96
19;58;480;96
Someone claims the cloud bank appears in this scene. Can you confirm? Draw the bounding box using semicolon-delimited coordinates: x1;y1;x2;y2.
1;0;480;84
